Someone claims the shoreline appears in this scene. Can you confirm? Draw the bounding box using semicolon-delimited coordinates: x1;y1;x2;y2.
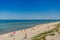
0;22;60;40
0;21;56;35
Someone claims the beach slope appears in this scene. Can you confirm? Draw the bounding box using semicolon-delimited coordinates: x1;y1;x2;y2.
0;22;60;40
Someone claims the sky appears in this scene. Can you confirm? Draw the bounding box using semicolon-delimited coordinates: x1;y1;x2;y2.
0;0;60;20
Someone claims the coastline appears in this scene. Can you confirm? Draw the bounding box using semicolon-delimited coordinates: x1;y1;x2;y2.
0;22;60;40
0;20;59;35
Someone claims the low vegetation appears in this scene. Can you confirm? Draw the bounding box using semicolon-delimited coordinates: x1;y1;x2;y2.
32;23;60;40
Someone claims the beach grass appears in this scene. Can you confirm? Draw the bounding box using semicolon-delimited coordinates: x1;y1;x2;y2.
31;23;60;40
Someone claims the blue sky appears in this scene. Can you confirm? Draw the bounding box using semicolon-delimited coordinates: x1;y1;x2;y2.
0;0;60;19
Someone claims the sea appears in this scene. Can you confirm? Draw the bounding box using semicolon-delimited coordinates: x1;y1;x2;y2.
0;20;60;34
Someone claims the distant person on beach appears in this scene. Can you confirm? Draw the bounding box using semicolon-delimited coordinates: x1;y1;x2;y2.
31;26;35;30
24;32;27;39
23;30;28;40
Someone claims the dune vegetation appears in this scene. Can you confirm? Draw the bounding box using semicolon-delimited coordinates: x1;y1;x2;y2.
32;23;60;40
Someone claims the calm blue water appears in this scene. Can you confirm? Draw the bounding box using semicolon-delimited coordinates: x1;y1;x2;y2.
0;20;60;34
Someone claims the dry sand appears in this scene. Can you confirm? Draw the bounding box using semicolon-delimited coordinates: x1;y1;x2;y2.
0;22;60;40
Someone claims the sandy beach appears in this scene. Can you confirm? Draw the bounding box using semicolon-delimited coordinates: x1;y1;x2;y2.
0;22;60;40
